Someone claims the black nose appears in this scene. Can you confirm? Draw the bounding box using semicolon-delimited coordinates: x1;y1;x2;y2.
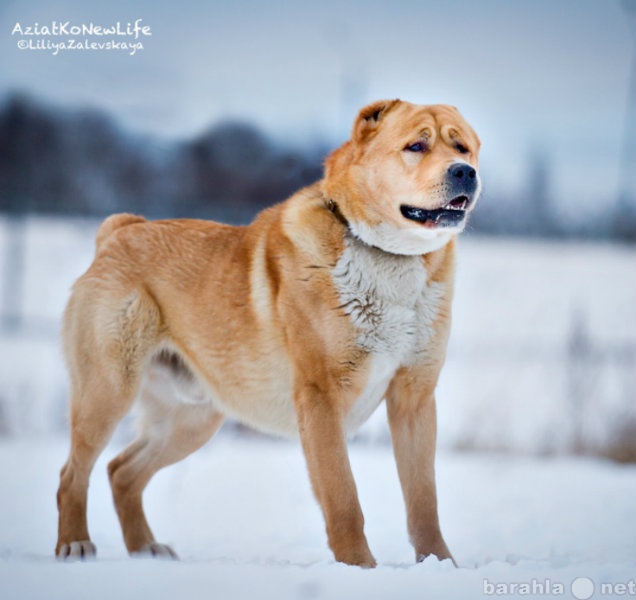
449;163;476;182
446;162;478;196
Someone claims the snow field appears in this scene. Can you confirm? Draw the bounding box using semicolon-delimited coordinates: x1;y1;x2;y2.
0;436;634;599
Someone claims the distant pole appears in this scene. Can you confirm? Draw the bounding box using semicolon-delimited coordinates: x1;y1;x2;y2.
1;215;27;333
616;0;636;238
1;96;30;333
566;309;591;455
528;149;553;237
324;22;368;141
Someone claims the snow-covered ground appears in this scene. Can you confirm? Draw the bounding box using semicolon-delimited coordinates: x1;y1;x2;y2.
1;436;634;600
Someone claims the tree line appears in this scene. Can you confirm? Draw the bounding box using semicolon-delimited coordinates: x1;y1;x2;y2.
0;94;324;223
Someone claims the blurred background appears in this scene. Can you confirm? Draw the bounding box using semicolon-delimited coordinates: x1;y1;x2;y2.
0;0;634;461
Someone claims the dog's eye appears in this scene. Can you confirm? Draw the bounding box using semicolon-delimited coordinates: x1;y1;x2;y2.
455;143;469;154
404;142;427;153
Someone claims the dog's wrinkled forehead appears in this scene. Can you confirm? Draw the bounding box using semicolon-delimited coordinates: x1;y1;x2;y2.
401;105;478;144
352;100;480;154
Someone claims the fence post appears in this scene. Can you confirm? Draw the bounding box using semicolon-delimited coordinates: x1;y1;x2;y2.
566;309;593;455
1;214;27;333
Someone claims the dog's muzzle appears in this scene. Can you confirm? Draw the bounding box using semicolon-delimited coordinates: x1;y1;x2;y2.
400;162;479;227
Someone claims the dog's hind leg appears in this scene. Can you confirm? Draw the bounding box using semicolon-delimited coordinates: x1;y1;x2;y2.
56;286;160;559
108;366;224;558
56;385;133;560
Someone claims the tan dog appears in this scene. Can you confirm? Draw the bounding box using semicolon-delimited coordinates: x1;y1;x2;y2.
56;99;481;567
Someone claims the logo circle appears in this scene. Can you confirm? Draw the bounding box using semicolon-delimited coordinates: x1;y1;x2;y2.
571;577;595;600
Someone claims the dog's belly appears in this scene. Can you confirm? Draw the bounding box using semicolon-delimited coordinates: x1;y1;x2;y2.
218;361;299;436
143;349;397;439
224;354;398;437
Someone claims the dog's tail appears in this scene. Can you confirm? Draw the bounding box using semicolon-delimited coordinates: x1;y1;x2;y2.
95;213;146;252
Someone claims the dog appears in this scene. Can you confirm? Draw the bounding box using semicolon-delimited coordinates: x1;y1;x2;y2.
56;99;481;567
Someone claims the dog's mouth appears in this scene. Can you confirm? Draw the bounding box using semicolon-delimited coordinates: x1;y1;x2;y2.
400;195;469;227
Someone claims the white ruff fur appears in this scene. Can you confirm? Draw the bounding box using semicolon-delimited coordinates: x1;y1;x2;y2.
333;237;445;433
349;220;460;255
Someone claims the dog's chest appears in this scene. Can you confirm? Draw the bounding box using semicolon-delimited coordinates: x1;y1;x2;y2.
332;239;442;361
332;239;444;431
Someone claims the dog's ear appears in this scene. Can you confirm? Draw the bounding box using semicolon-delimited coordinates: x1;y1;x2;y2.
352;99;400;143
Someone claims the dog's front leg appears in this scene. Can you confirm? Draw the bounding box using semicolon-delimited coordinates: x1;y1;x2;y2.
386;369;454;565
294;384;376;568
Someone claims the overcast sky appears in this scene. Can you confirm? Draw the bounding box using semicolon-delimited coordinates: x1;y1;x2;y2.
0;0;634;206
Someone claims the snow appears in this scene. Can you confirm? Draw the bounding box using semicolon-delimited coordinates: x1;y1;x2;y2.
1;437;634;599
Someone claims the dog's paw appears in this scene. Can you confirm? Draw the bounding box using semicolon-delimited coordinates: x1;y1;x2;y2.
56;540;97;561
132;542;178;560
334;547;377;569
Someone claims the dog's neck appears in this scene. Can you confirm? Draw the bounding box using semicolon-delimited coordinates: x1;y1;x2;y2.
323;195;454;258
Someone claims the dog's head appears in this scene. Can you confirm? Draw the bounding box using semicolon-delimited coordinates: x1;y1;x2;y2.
322;99;481;255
